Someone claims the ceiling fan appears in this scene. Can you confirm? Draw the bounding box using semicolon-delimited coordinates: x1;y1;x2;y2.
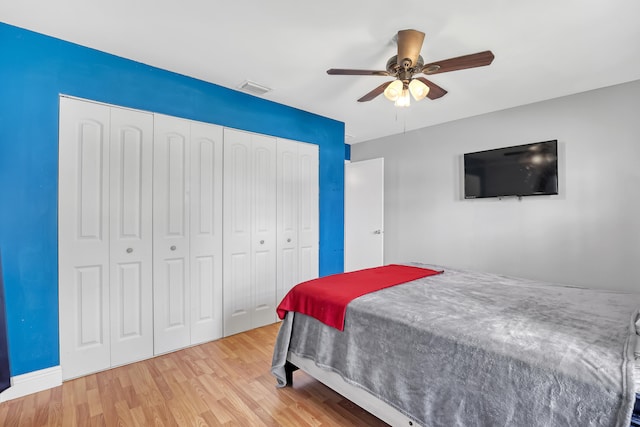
327;29;495;106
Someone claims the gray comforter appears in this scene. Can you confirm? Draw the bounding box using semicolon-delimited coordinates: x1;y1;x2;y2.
272;264;640;427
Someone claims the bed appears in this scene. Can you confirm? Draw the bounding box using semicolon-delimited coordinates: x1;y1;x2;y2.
271;263;640;427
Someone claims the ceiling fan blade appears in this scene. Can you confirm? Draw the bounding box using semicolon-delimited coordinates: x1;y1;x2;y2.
357;81;393;102
327;68;390;76
422;50;495;74
397;29;425;68
415;77;448;100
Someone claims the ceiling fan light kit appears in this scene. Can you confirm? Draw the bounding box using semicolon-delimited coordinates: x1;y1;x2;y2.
409;79;430;101
327;29;494;107
395;88;411;107
383;79;429;107
383;80;403;102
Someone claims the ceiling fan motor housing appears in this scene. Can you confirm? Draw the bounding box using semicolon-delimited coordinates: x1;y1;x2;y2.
386;55;424;80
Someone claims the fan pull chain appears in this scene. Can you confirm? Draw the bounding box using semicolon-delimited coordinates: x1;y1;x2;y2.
394;109;407;135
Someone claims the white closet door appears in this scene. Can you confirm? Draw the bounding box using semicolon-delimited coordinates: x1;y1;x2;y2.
276;140;319;303
223;129;277;336
276;139;300;304
223;129;254;335
109;107;154;366
59;98;112;380
251;135;278;328
297;142;319;283
189;122;223;345
153;114;191;354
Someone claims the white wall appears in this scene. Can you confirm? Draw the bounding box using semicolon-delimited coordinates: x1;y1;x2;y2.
351;79;640;293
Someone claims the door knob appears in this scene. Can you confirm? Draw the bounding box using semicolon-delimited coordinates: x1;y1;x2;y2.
259;240;265;245
126;248;133;253
287;238;291;243
170;245;176;251
373;230;382;235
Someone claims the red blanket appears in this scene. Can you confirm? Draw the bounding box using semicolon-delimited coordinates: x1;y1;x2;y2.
276;264;443;331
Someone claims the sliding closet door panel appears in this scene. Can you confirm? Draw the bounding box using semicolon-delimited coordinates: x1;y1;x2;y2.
223;129;253;335
59;97;111;380
276;139;299;304
251;136;277;328
297;143;319;283
109;107;153;366
153;114;191;354
189;122;223;344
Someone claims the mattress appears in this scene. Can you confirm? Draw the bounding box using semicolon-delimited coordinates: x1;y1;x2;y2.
273;264;640;427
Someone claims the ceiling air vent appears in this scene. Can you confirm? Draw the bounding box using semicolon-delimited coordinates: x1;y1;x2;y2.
237;80;271;96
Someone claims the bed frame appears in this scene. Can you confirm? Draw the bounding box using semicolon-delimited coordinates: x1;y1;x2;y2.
286;352;422;427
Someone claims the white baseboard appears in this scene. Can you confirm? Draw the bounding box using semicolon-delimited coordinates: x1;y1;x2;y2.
0;366;62;402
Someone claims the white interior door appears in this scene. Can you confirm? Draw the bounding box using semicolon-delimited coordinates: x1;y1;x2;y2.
59;98;112;380
189;122;223;345
344;158;384;272
108;107;154;366
153;114;191;354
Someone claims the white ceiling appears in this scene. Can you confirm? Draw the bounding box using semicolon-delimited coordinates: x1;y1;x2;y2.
2;0;640;144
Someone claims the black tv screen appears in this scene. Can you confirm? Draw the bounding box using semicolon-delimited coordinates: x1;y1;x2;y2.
464;140;558;199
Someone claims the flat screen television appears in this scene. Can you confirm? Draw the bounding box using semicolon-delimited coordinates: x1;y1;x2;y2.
464;140;558;199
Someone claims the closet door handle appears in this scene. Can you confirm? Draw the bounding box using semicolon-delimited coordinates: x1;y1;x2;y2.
126;248;133;254
259;240;265;245
170;245;176;251
287;238;291;243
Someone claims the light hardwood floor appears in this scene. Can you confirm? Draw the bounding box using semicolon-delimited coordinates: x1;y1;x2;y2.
0;323;388;426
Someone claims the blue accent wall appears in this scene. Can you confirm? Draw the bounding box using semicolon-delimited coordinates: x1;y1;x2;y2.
0;22;344;376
